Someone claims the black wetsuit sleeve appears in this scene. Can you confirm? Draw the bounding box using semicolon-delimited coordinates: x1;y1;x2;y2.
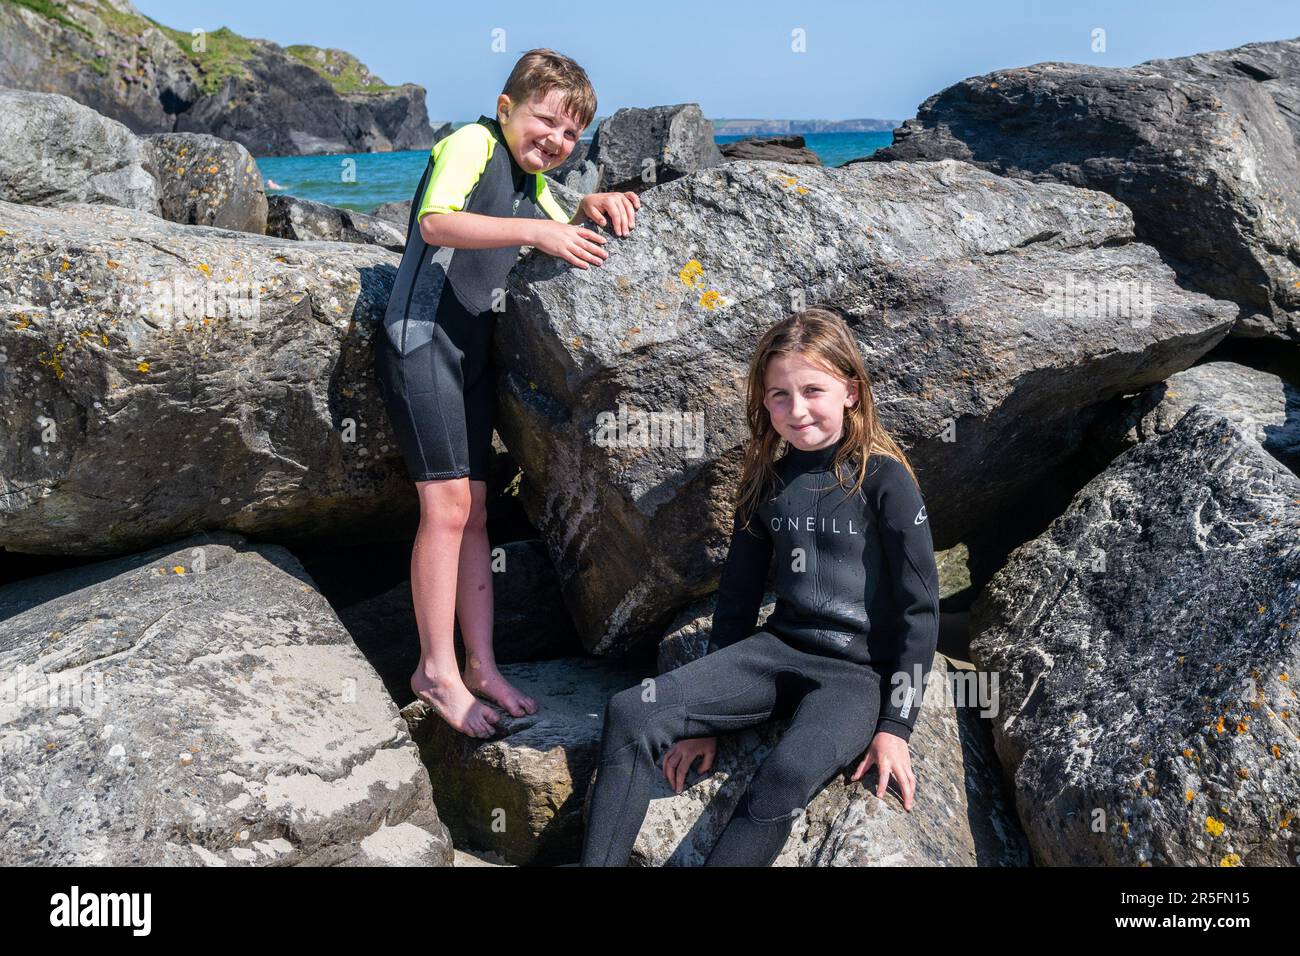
872;460;941;742
706;504;774;654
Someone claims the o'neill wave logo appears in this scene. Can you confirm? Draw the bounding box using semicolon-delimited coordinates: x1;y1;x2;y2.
914;505;928;525
49;886;151;936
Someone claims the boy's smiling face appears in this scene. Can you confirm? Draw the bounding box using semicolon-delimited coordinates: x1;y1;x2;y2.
496;89;583;173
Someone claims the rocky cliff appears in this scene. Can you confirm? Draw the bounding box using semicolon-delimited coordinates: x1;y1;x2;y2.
0;0;435;155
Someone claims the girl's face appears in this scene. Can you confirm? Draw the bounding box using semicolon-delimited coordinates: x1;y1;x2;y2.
498;90;583;173
762;352;858;451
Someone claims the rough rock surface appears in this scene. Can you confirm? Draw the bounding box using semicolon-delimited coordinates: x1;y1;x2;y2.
495;157;1236;653
145;132;268;234
0;89;160;215
578;104;723;194
720;134;821;165
870;38;1300;341
620;656;1028;866
1091;361;1300;475
0;199;412;556
0;531;453;866
267;194;405;251
401;657;644;865
970;406;1300;865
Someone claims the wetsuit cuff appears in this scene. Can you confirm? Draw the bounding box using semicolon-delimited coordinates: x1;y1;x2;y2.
874;718;914;742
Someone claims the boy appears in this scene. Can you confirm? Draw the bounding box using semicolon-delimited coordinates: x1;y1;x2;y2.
375;49;640;737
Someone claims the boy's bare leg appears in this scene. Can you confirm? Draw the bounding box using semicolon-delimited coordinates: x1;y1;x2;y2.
457;479;538;717
409;476;501;738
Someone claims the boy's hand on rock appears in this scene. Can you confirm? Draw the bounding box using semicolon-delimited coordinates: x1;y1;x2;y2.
661;736;716;793
578;190;640;237
532;219;608;268
852;731;916;812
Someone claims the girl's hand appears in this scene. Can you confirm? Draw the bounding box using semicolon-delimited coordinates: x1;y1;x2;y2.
851;731;916;811
661;736;716;793
531;219;609;268
578;191;641;237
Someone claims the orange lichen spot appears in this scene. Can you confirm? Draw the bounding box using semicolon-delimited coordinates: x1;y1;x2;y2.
699;289;722;310
0;229;7;237
1236;768;1249;779
1271;745;1282;759
1185;789;1195;802
197;263;211;277
989;81;1000;89
1183;748;1195;758
1280;673;1289;682
1236;719;1249;734
106;260;120;269
1218;853;1241;866
570;336;584;350
60;259;71;271
172;566;185;575
1214;715;1226;734
101;334;109;346
207;165;219;174
795;186;808;194
15;314;31;330
1204;816;1225;837
1281;813;1293;830
679;260;705;288
1259;605;1267;614
137;360;150;373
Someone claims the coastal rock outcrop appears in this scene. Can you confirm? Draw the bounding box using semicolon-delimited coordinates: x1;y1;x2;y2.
495;157;1236;654
0;199;410;557
145;131;268;234
0;89;160;214
0;531;453;866
869;38;1300;341
970;406;1300;865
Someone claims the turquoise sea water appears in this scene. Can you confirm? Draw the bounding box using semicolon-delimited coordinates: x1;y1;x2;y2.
256;130;894;214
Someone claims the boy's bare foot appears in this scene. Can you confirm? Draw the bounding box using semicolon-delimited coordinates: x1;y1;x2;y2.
411;670;501;738
463;664;538;718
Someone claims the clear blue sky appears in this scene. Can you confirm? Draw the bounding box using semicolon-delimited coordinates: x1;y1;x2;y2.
135;0;1300;123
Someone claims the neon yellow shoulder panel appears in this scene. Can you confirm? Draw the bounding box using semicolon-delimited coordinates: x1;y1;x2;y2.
416;124;497;220
534;176;569;223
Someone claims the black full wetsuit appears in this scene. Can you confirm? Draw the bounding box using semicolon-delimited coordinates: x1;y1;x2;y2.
375;114;568;482
580;436;942;866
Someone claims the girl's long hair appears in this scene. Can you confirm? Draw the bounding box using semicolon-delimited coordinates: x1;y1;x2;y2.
734;307;919;528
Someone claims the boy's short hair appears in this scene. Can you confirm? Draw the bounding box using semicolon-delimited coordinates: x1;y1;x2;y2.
502;48;597;131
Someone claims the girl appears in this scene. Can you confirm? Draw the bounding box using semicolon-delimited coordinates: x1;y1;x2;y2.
580;307;941;866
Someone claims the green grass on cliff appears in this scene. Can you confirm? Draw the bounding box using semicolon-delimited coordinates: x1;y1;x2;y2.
6;0;400;97
4;0;93;38
285;45;398;94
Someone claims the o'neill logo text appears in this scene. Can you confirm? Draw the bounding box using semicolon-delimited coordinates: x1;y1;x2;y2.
49;886;151;936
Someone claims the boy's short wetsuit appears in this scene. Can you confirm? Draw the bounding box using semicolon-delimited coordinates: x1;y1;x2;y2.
375;114;569;482
581;435;942;866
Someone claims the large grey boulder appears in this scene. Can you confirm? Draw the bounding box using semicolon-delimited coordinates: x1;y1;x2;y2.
970;406;1300;866
0;199;412;556
0;89;160;215
494;157;1236;654
720;134;821;165
869;38;1300;341
0;531;453;866
1090;361;1300;475
144;132;268;234
586;104;724;193
267;194;406;252
621;656;1027;866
